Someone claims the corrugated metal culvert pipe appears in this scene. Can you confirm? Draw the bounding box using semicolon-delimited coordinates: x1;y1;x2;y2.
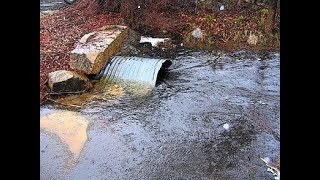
97;56;172;88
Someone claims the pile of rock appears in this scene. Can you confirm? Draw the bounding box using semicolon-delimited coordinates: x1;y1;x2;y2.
46;25;176;95
47;25;134;93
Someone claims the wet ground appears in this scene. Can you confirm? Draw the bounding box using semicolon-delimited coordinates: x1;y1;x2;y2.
40;0;66;11
40;51;280;180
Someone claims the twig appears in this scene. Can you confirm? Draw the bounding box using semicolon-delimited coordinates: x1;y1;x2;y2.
260;157;280;176
40;97;47;105
40;50;52;53
47;90;87;95
45;97;82;108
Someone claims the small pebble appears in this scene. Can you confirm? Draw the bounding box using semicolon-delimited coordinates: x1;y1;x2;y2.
223;123;229;130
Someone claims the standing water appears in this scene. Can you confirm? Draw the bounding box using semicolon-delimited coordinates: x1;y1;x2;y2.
40;0;67;11
40;51;280;179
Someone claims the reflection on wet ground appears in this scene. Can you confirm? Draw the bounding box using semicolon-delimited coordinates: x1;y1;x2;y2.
41;111;89;159
40;51;280;179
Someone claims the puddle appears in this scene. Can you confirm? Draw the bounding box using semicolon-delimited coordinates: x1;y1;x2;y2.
40;111;89;159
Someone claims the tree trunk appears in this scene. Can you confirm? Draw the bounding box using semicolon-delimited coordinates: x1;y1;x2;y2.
265;0;279;33
264;4;272;33
271;0;279;32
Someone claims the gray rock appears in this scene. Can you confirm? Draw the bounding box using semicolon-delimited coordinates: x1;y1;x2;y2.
127;29;141;46
137;42;153;55
116;29;141;56
117;44;140;56
191;27;203;39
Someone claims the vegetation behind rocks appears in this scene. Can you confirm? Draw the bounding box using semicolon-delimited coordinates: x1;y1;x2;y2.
40;0;280;103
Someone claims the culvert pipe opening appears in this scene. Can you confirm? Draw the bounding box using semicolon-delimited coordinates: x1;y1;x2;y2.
98;56;172;88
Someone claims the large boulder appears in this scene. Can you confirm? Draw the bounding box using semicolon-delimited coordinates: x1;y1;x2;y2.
48;70;92;93
69;25;129;75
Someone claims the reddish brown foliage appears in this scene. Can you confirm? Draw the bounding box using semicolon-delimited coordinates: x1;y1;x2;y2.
40;0;123;103
118;0;192;37
40;0;280;104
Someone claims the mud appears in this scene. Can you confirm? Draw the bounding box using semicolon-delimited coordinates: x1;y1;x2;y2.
40;51;280;179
